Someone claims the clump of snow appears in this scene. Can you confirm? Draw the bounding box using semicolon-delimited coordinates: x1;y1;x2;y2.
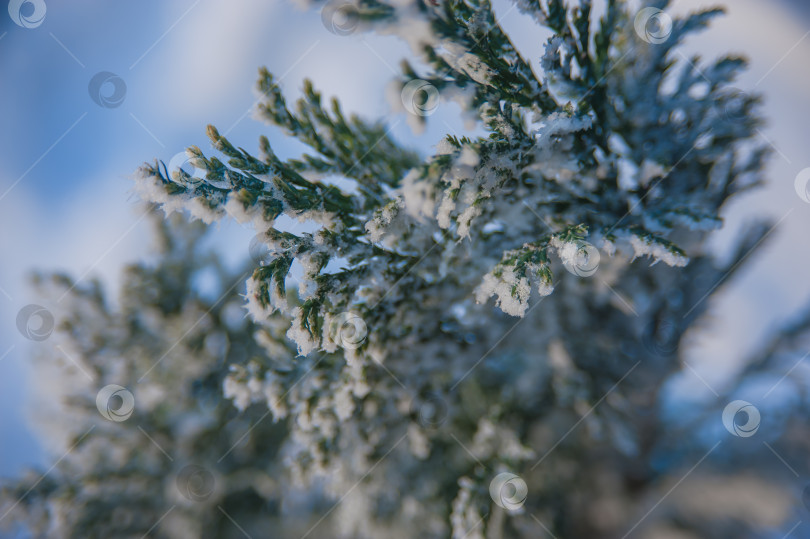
287;307;319;356
320;311;340;354
408;423;430;459
512;0;548;26
537;279;555;297
470;417;536;461
223;372;252;412
450;477;485;539
664;210;723;231
298;278;317;301
458;146;480;168
617;157;640;190
375;0;439;59
530;111;593;139
481;103;516;139
441;44;495;86
437;196;456;230
262;375;288;421
365;198;405;244
187;198;222;224
638;159;668;186
550;237;580;268
224;195;275;233
435;138;456;156
333;383;355;421
134;167;225;224
244;275;282;321
602;239;617;257
629;235;689;267
474;267;531;317
133;171;191;217
456;205;481;239
435;145;483;235
297;209;337;229
297;251;323;300
401;168;437;220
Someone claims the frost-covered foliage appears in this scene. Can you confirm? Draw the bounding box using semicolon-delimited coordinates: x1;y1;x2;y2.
0;216;309;538
4;0;810;537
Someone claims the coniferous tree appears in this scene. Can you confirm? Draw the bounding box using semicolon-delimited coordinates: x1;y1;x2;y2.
4;1;809;538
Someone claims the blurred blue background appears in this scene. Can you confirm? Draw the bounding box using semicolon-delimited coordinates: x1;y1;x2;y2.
0;0;809;508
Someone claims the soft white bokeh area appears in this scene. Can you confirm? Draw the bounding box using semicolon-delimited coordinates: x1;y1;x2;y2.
0;0;808;484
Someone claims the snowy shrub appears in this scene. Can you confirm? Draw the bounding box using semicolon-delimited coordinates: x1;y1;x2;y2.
4;1;809;538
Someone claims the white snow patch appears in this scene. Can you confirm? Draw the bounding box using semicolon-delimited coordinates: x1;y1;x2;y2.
629;235;689;267
474;268;531;317
287;307;319;356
